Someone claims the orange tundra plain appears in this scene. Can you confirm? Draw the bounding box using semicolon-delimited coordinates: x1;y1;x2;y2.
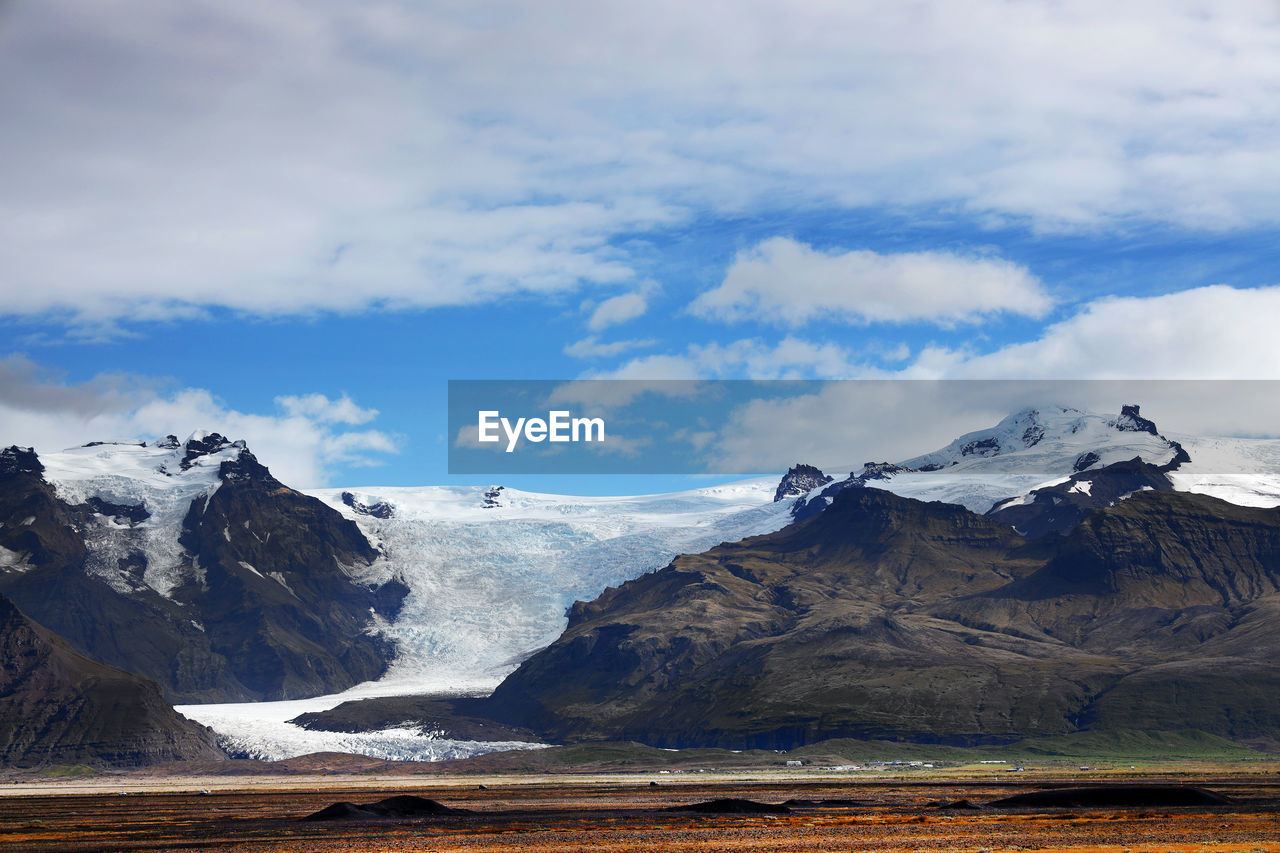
1;769;1279;852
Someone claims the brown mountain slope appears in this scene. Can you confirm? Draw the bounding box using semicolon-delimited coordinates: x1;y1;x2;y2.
0;594;225;767
487;487;1280;748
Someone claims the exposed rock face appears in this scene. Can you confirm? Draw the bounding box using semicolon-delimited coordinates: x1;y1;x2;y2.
791;462;910;520
1073;451;1101;472
290;696;543;743
1113;404;1160;436
0;440;406;703
171;447;402;700
487;487;1280;748
341;491;395;519
0;594;224;767
987;457;1176;538
773;464;833;502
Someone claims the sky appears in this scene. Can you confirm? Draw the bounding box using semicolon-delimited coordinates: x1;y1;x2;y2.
2;1;1280;492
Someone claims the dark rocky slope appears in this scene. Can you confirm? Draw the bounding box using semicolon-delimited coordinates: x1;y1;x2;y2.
486;487;1280;748
0;594;225;767
986;457;1176;538
0;441;406;702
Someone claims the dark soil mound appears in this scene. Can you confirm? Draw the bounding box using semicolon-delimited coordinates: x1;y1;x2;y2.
667;798;791;814
931;799;982;810
303;796;468;821
303;802;374;821
990;786;1234;809
368;796;465;816
781;798;864;808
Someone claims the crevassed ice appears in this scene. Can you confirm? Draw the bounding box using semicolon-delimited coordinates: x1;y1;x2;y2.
309;481;794;695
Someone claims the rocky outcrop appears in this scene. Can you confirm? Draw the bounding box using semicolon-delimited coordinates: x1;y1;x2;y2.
290;696;543;743
170;446;404;700
0;594;224;767
987;457;1176;538
1112;404;1160;436
341;491;395;519
773;464;833;502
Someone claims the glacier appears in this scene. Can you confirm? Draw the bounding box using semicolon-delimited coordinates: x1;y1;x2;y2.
175;692;547;762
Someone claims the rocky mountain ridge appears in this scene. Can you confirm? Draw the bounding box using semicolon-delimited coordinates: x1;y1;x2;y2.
0;437;407;703
0;593;224;766
483;481;1280;748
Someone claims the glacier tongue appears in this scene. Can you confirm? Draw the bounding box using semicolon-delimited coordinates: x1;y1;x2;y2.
308;480;793;695
175;694;547;762
1167;434;1280;507
181;479;793;762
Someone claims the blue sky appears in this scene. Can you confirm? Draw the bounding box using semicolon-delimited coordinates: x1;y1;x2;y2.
3;1;1280;491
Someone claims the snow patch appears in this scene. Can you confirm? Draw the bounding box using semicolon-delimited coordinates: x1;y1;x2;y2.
1117;486;1155;501
267;572;298;597
0;545;30;573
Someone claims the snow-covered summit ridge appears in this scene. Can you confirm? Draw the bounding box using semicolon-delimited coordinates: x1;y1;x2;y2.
35;432;264;598
40;431;255;497
795;404;1192;516
898;404;1180;474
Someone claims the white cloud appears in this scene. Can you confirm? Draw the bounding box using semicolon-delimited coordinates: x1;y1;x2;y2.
597;336;862;380
588;292;649;331
691;238;1052;326
909;284;1280;380
563;336;656;359
0;356;396;487
3;1;1279;328
277;393;378;425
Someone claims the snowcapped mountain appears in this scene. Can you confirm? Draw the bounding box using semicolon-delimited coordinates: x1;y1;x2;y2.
795;404;1192;517
0;434;405;704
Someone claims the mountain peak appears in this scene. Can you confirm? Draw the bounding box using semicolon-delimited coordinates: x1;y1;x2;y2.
0;446;42;476
179;431;246;470
773;464;832;502
1112;403;1160;436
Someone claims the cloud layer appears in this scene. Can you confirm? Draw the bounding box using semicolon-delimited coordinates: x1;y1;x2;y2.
912;284;1280;379
3;1;1279;327
602;284;1280;383
691;238;1052;326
